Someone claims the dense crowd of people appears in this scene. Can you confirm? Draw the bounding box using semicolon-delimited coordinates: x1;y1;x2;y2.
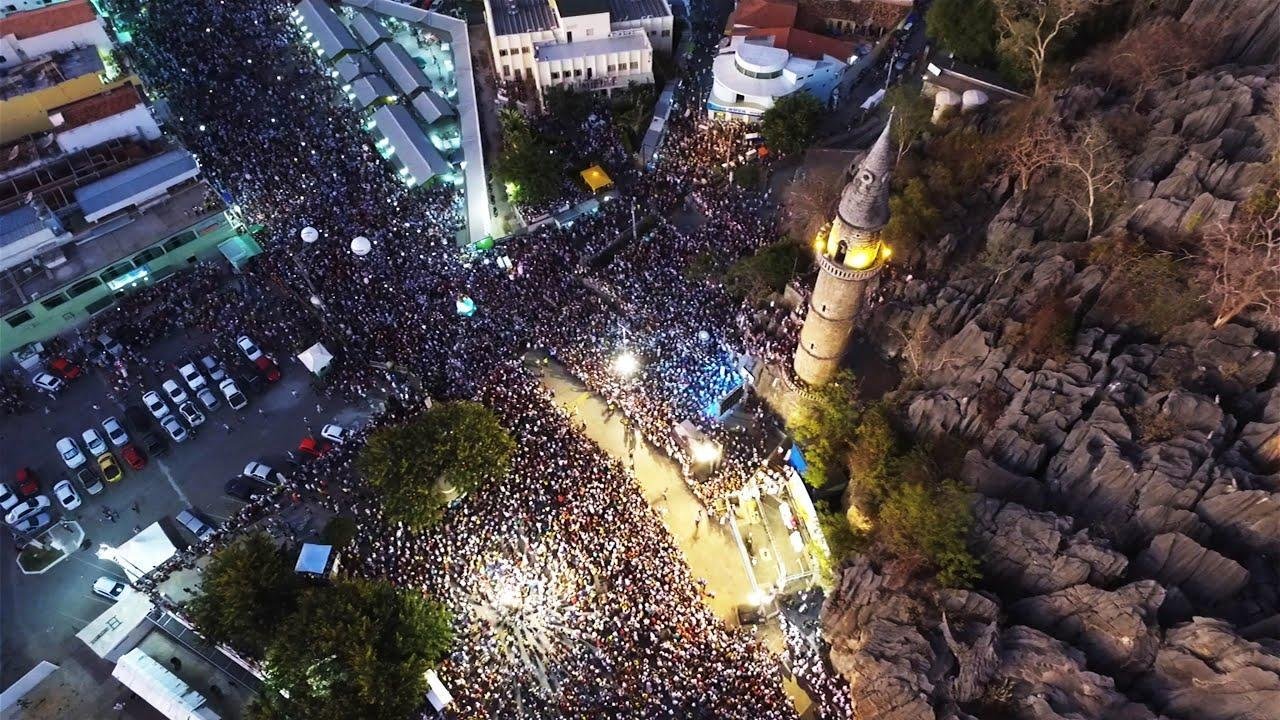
77;0;855;716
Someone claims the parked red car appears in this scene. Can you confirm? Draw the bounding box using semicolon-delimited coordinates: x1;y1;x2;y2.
48;357;82;380
14;467;40;498
254;356;281;383
121;444;147;470
298;436;332;459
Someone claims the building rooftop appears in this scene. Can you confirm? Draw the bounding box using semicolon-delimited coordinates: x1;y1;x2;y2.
411;89;454;124
535;29;649;60
351;73;395;108
372;41;430;97
293;0;361;60
489;0;558;36
0;181;221;313
372;104;451;182
333;52;378;82
924;54;1028;101
0;0;97;40
607;0;670;22
74;149;200;222
0;46;103;101
797;0;908;31
554;0;609;17
47;83;144;131
746;25;853;61
349;6;393;46
0;204;46;251
728;0;796;30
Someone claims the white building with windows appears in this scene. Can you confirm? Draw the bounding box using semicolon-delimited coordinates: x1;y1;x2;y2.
485;0;671;99
707;33;850;121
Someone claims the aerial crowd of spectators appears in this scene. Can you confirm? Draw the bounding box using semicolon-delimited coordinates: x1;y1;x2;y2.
55;0;855;716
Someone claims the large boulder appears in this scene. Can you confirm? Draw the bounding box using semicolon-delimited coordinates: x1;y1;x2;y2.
1140;617;1280;720
1133;533;1249;605
1011;581;1167;679
972;498;1127;596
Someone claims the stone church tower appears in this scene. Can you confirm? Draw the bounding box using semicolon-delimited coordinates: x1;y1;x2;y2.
793;118;895;386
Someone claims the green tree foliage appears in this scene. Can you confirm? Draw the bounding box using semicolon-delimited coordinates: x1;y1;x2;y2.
1089;234;1205;335
251;578;454;720
788;370;860;486
724;240;801;303
612;83;657;149
760;92;823;156
926;0;998;65
846;403;897;505
543;86;595;129
187;534;302;658
497;109;560;206
322;516;358;548
358;401;516;530
884;85;934;159
881;178;942;261
812;505;868;588
879;480;980;587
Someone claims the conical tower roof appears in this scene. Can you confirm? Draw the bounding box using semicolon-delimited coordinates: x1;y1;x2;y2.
835;113;896;232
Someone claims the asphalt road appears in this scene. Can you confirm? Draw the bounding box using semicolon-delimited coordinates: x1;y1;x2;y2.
0;330;368;689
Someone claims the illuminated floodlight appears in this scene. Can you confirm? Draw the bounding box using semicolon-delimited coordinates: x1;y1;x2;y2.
691;440;721;464
613;351;639;378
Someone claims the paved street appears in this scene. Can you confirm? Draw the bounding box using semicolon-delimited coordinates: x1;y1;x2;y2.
532;356;813;716
0;331;369;690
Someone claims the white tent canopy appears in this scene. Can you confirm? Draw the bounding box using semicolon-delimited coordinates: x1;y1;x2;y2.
295;543;333;575
425;669;453;710
106;523;178;582
297;343;334;375
112;648;219;720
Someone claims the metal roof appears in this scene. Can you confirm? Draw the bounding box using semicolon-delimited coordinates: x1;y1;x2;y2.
294;0;360;60
372;105;451;182
535;29;648;61
410;90;454;124
349;6;393;47
0;205;44;251
73;150;200;223
334;53;378;82
489;0;557;36
351;74;395;108
608;0;671;21
371;42;429;97
556;0;609;17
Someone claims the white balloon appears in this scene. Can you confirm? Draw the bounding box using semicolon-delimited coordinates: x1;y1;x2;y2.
300;226;319;243
351;236;372;256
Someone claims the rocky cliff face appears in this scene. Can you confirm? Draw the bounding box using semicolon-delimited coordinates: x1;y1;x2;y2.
818;63;1280;720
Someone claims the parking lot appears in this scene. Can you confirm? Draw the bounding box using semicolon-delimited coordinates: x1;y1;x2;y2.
0;329;370;690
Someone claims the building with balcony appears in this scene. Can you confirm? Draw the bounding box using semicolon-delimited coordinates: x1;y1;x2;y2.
484;0;671;99
0;0;110;69
706;31;851;121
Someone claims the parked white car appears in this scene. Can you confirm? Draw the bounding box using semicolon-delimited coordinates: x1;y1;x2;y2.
179;401;205;428
178;362;207;391
200;355;227;382
53;480;81;511
219;378;248;410
321;424;347;444
160;415;189;443
32;372;64;393
81;428;108;456
56;437;86;469
236;335;264;361
161;379;188;405
243;461;282;485
93;577;127;601
101;417;129;448
196;387;220;411
5;495;51;525
143;390;170;419
0;483;19;515
176;509;215;542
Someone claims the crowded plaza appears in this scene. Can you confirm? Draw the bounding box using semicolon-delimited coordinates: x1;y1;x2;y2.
6;0;855;715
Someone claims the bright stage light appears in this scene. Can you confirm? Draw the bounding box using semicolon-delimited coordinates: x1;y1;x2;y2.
692;440;721;464
613;351;639;378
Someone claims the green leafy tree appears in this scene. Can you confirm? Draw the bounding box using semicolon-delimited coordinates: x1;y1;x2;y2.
788;370;860;486
187;534;302;658
322;516;358;548
251;578;454;720
497;110;560;206
760;92;823;156
884;85;934;161
926;0;999;65
358;401;516;530
881;178;942;261
724;240;801;303
543;85;595;129
845;403;898;506
878;479;980;587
